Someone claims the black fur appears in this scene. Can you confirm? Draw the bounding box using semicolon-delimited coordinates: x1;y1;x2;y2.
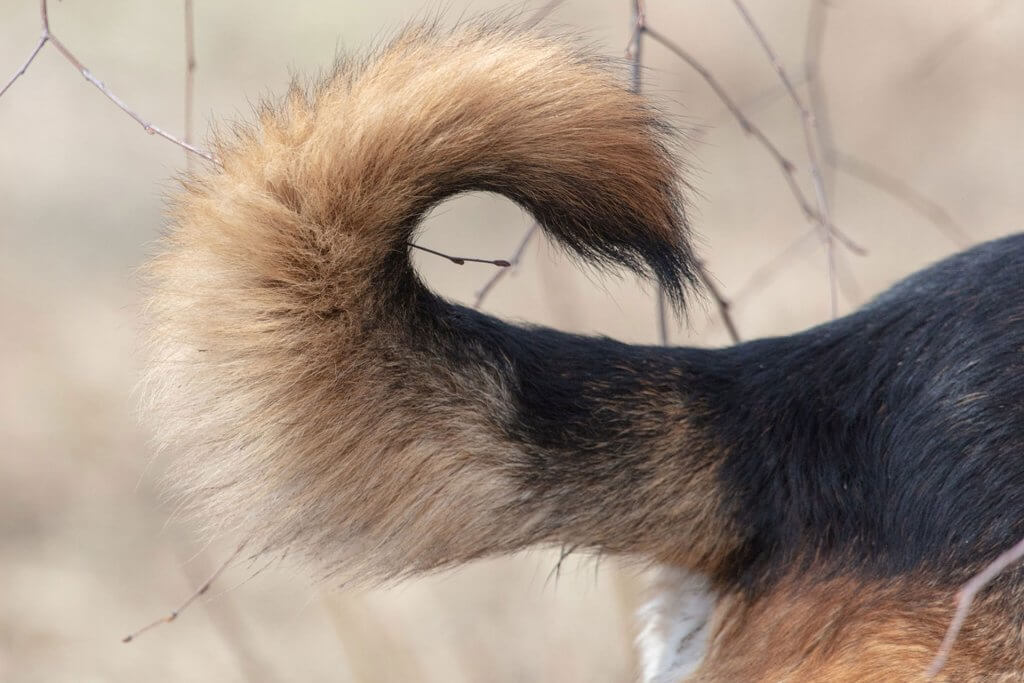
415;233;1024;590
716;233;1024;589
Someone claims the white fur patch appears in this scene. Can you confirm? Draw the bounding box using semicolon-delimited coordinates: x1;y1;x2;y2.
637;568;716;683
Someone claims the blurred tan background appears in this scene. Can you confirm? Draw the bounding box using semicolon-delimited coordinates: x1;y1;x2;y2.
1;1;1021;681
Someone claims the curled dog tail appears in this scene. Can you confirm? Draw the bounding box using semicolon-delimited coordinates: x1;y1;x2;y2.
145;22;710;582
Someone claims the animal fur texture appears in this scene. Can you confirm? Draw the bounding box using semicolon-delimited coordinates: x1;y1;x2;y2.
144;20;1024;682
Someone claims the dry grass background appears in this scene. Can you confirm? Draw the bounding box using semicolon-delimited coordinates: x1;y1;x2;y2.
1;1;1022;681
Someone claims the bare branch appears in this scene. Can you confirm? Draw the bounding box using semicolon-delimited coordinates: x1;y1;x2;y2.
473;222;540;309
122;541;247;643
643;27;865;259
645;28;790;167
409;242;511;268
46;32;217;163
696;261;740;343
830;150;972;247
0;33;48;100
626;1;672;346
927;535;1024;678
626;0;646;68
803;0;836;201
4;0;219;163
730;0;839;317
654;277;671;344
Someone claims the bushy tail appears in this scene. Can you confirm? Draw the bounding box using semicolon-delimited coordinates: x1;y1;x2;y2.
145;21;722;582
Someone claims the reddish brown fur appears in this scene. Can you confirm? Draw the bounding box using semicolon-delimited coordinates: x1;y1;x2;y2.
692;573;1024;681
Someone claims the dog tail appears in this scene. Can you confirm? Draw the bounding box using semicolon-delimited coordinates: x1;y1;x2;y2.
144;22;718;582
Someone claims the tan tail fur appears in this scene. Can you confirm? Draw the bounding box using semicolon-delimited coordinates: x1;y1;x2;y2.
143;21;724;582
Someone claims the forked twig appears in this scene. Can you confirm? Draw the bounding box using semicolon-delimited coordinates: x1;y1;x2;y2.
696;261;740;344
927;535;1024;678
0;32;48;99
44;27;217;161
122;541;247;643
0;0;218;163
642;27;864;259
730;0;839;317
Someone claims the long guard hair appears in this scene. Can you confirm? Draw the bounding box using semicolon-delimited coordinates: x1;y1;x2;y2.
145;20;1024;681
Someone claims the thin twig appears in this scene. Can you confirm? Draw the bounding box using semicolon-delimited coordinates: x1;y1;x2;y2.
803;1;847;312
0;32;48;100
927;535;1024;678
803;0;836;201
122;541;247;643
830;150;972;247
184;0;197;171
409;242;511;267
643;27;864;258
696;261;740;344
626;0;646;70
172;543;278;683
46;33;217;163
473;222;540;309
645;28;793;171
6;0;218;163
627;1;671;346
730;0;839;317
